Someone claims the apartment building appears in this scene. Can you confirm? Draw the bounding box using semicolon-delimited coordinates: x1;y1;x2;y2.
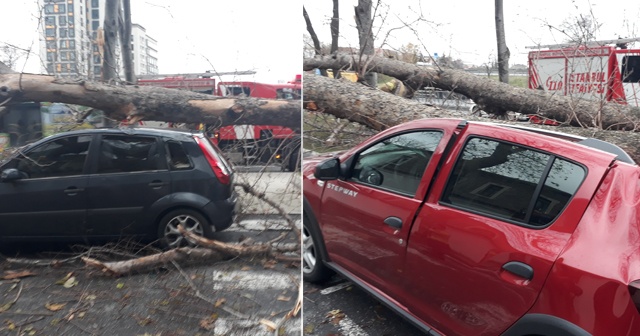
39;0;158;79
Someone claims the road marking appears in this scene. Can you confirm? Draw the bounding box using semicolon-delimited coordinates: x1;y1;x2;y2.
229;218;300;232
338;314;370;336
214;318;301;336
320;281;351;295
212;270;297;291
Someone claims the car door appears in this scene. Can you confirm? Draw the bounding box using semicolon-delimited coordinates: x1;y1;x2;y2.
0;134;92;239
320;129;447;299
401;125;614;336
85;134;170;238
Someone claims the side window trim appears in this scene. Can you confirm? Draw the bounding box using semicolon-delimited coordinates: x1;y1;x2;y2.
522;156;555;224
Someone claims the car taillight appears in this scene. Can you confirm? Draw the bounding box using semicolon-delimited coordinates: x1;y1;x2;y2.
629;280;640;313
194;136;230;185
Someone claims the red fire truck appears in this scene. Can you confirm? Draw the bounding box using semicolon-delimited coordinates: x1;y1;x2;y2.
528;38;640;107
136;73;301;171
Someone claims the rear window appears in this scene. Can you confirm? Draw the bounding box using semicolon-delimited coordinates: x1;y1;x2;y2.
441;137;585;227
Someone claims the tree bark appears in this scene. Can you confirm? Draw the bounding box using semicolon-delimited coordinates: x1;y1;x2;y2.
102;0;119;82
304;55;640;131
119;0;135;83
304;72;640;163
303;6;322;55
0;73;301;129
354;0;377;87
495;0;509;84
331;0;340;54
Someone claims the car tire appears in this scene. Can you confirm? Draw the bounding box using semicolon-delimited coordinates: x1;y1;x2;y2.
157;209;214;249
303;214;334;283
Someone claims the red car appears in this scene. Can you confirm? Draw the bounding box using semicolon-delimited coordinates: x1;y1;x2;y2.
302;118;640;336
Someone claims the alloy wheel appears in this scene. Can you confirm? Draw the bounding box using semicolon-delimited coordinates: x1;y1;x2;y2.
164;214;204;248
302;225;317;274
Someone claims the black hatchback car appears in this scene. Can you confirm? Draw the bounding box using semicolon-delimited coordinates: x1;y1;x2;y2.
0;128;237;248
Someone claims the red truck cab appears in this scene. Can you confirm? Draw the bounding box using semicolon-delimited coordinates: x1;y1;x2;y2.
303;118;640;335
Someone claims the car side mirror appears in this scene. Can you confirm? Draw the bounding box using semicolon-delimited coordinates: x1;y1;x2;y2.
314;158;341;180
1;168;24;182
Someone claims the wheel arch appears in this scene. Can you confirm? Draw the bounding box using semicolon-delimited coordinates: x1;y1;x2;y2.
303;196;331;263
502;314;591;336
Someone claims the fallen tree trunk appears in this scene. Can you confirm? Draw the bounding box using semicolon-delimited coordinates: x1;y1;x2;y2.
304;55;640;131
304;73;640;163
0;72;300;129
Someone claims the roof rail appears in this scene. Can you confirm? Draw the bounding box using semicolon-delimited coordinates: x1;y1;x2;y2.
491;123;636;164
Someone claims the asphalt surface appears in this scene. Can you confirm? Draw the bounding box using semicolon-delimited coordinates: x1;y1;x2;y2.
0;215;301;336
303;276;424;336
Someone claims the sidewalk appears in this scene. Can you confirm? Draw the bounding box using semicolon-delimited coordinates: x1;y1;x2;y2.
235;172;301;215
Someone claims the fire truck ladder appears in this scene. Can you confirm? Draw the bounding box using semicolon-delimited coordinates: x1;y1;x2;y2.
525;37;640;49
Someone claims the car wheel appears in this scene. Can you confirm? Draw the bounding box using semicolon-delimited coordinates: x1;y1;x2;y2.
303;215;334;282
158;209;213;249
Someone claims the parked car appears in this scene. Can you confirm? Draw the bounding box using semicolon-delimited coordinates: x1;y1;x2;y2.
0;128;237;248
303;118;640;336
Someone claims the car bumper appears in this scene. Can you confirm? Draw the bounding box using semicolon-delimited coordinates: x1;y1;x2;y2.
204;192;238;232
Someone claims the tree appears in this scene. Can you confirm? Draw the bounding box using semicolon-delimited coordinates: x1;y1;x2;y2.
303;6;322;56
0;64;301;130
304;71;640;163
561;14;601;44
304;55;640;131
355;0;377;87
102;0;119;82
119;0;135;83
495;0;509;84
398;43;420;64
0;45;27;71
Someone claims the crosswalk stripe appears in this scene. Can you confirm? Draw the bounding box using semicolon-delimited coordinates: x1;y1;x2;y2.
228;218;301;232
338;314;370;336
212;270;297;291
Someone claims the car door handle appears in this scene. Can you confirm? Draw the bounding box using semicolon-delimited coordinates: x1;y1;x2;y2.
148;180;167;188
63;187;84;195
502;261;534;280
384;216;402;229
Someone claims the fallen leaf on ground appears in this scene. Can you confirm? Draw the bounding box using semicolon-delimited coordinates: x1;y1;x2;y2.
55;273;73;285
304;324;315;334
262;260;277;269
260;318;277;331
277;296;291;302
199;316;217;331
0;302;14;312
136;316;153;326
1;270;36;280
326;309;346;325
63;277;78;288
240;266;251;271
214;298;226;308
45;302;67;311
5;320;15;330
116;282;125;289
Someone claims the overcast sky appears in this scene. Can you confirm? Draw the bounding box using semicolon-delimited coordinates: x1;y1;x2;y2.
303;0;640;66
1;0;301;83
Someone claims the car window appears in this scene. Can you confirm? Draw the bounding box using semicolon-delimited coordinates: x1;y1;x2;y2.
165;140;192;170
441;137;585;226
351;131;443;196
9;135;92;179
97;135;160;173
